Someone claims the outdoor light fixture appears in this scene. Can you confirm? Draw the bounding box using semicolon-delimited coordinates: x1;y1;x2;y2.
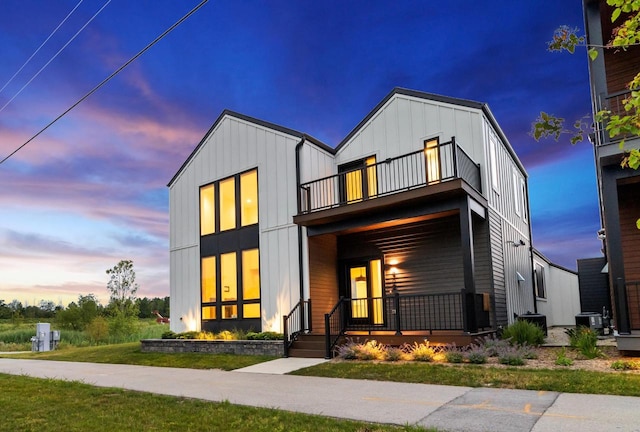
507;239;526;247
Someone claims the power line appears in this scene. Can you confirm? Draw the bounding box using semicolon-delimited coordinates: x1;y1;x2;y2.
0;0;209;166
0;0;111;114
0;0;84;95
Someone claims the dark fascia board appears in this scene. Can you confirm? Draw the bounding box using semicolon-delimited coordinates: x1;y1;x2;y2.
335;87;528;177
167;109;332;187
532;247;578;275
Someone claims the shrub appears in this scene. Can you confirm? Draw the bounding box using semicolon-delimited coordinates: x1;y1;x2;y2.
246;331;284;340
440;343;464;363
572;327;602;359
555;347;573;366
336;339;359;360
85;317;109;343
217;330;235;340
383;346;406;362
477;335;510;357
407;341;436;362
497;345;526;366
355;340;385;360
465;344;487;364
501;320;545;346
161;331;177;339
611;360;640;371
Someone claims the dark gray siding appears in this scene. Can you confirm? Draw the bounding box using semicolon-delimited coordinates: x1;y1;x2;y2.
577;257;611;314
337;215;464;295
489;209;507;326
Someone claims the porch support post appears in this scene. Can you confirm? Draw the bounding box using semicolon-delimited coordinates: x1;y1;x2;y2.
460;197;477;333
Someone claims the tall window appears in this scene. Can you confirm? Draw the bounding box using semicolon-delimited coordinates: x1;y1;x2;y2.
513;169;521;216
520;178;528;221
200;169;260;327
240;170;258;226
200;184;215;235
424;138;440;183
489;137;499;191
220;177;236;231
242;249;260;318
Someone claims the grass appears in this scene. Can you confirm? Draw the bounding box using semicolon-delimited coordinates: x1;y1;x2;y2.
0;342;277;371
0;374;432;432
290;361;640;397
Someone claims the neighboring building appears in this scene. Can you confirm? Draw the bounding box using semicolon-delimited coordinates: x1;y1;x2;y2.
534;249;581;327
169;88;538;357
583;0;640;351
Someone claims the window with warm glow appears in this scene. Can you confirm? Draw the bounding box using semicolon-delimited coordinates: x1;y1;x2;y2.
345;168;363;202
366;156;377;198
243;303;261;319
219;177;236;231
201;256;216;302
424;138;440;183
222;304;238;319
202;306;216;320
200;184;215;235
240;170;258;226
242;249;260;300
370;259;383;324
221;252;237;301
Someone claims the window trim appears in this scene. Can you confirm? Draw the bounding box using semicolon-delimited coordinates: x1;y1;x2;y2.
489;136;499;192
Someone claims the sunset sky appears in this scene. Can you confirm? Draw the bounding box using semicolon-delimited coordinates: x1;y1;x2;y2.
0;1;600;308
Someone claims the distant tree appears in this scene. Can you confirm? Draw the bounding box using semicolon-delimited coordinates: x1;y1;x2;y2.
56;294;102;331
106;260;140;338
136;297;152;318
106;260;139;317
0;300;11;319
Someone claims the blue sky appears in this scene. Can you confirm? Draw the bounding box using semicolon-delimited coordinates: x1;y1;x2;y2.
0;0;601;307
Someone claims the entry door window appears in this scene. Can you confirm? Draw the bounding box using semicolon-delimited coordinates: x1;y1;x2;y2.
347;259;383;324
339;156;377;204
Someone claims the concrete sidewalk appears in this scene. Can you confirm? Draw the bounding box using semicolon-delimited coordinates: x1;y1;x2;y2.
1;358;638;432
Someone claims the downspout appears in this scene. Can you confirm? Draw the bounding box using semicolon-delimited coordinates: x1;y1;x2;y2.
295;136;306;303
525;176;537;314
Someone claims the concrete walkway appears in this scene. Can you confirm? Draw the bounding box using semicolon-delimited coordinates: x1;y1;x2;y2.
1;358;639;432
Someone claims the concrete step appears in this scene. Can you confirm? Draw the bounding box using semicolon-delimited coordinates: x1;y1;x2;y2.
287;347;325;358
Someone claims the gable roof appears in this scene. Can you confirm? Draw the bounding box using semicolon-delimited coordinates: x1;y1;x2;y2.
168;88;527;187
336;87;526;175
167;109;331;187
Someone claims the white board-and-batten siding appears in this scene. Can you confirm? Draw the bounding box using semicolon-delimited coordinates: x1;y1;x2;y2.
169;114;309;333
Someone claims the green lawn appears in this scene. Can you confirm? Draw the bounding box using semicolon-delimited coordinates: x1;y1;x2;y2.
0;374;433;432
290;361;640;397
0;342;276;370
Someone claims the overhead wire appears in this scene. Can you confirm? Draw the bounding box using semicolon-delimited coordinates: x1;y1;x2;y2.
0;0;84;95
0;0;112;114
0;0;209;166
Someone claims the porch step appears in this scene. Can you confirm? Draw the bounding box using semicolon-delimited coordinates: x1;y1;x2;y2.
287;334;326;358
616;333;640;354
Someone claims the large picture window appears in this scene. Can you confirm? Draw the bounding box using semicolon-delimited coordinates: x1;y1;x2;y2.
200;169;260;329
339;156;377;204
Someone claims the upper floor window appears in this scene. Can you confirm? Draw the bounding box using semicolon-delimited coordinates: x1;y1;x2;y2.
424;138;440;184
520;177;528;222
200;185;215;236
489;136;499;191
199;168;258;236
220;177;236;231
513;169;521;217
339;156;377;204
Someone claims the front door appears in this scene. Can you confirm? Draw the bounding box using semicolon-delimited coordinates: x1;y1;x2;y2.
346;260;384;325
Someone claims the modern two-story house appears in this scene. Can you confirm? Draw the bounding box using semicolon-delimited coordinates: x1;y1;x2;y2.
583;0;640;352
168;88;537;357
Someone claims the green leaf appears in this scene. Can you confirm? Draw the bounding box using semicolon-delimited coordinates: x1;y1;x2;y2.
636;218;640;230
588;48;599;60
612;7;622;22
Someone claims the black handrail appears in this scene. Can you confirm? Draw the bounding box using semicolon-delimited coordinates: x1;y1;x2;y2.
283;299;311;357
299;138;481;214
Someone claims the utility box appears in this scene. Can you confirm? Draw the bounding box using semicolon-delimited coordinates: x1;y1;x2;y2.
575;312;604;335
31;323;60;352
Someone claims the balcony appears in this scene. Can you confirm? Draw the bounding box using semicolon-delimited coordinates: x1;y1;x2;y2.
297;138;481;220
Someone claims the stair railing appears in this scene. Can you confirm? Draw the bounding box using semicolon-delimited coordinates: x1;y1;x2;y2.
324;297;347;358
283;299;312;357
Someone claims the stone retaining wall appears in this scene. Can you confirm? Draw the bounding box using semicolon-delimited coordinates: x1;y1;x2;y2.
140;339;284;357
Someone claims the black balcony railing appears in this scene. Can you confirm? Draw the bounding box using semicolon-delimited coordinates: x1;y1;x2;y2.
299;138;481;214
283;299;312;356
323;290;489;358
598;89;636;145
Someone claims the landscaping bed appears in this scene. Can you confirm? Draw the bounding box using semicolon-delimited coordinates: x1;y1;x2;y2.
140;339;283;356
